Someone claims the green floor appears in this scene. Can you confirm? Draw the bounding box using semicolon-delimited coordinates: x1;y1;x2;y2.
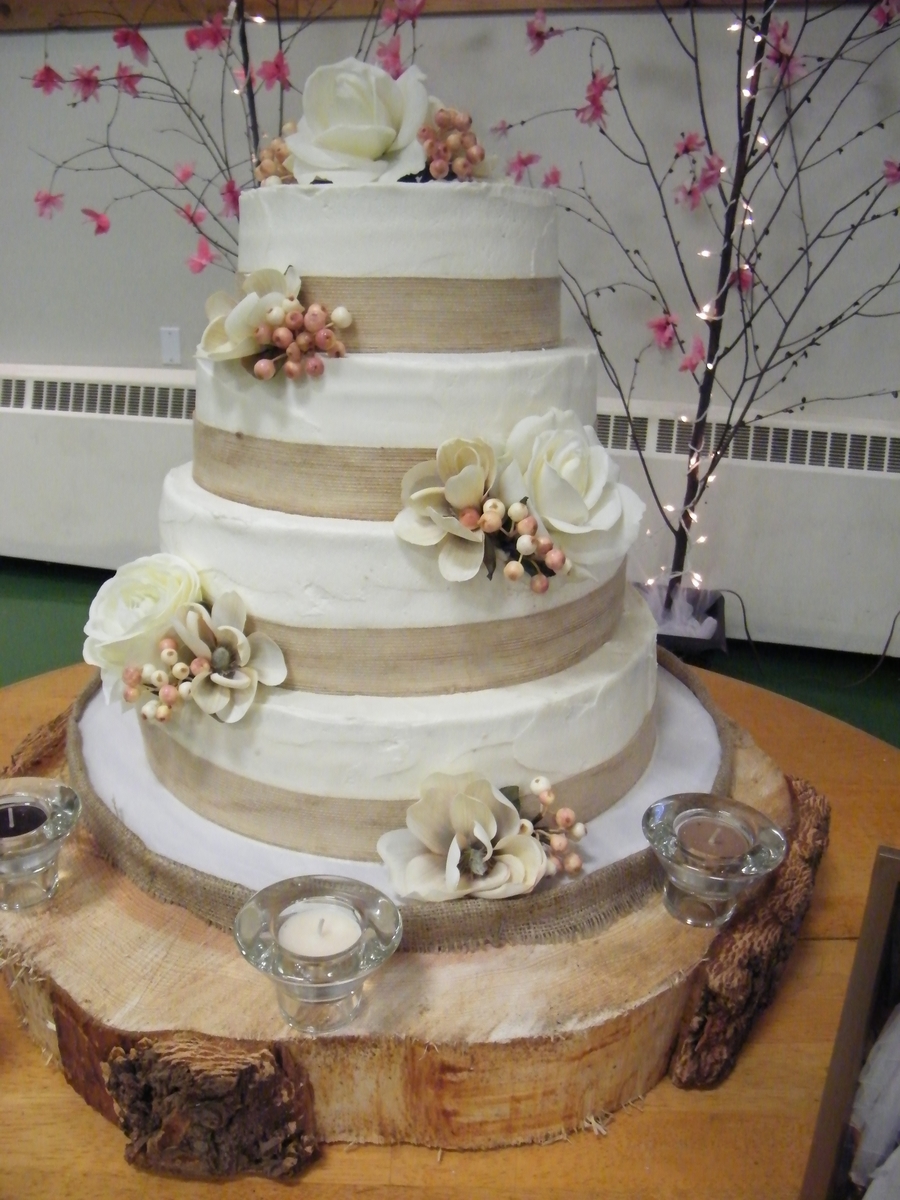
1;556;898;750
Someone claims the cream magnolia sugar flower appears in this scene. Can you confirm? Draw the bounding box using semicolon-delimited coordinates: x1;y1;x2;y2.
393;438;497;581
499;409;645;570
173;592;287;724
377;772;547;902
84;554;201;699
198;266;301;361
284;58;429;184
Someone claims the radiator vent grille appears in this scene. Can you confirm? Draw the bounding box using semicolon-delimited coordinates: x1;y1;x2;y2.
596;412;900;477
4;375;195;420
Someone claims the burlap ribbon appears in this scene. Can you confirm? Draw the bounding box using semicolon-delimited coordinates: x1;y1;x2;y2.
244;567;625;696
293;277;560;353
66;650;739;951
193;424;430;520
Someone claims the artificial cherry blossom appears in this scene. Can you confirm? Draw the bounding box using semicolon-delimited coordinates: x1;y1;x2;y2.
115;63;141;97
82;208;110;235
220;179;241;217
113;27;149;64
34;190;64;218
576;71;614;127
375;35;403;80
526;10;563;55
173;161;195;185
259;50;290;90
679;336;705;373
184;13;229;53
506;151;540;183
647;312;679;350
177;203;207;227
729;265;754;292
187;237;218;273
32;64;64;94
542;166;561;188
675;131;705;157
70;65;101;103
883;159;900;187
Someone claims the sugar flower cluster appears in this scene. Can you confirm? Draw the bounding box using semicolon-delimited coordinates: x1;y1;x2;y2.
83;555;286;724
197;266;353;381
393;411;644;588
377;770;584;902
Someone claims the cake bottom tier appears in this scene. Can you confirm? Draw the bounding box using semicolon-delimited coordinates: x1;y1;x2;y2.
138;589;660;861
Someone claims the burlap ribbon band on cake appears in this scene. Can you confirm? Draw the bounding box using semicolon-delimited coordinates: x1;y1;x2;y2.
193;422;431;521
242;567;624;696
294;277;561;353
66;651;739;952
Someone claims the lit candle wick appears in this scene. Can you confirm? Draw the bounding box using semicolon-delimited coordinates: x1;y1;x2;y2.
7;808;13;830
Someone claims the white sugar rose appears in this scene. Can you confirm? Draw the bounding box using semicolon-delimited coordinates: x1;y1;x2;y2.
284;58;429;184
84;554;201;699
499;409;645;572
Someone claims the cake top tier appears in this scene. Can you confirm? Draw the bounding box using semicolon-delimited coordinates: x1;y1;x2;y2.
237;183;559;280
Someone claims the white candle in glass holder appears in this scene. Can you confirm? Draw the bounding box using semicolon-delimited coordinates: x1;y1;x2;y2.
278;901;362;958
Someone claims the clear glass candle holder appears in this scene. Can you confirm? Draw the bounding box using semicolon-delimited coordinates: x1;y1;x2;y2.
0;777;82;911
233;876;402;1034
642;793;787;928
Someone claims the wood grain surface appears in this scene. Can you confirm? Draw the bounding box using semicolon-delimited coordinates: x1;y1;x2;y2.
1;661;898;1198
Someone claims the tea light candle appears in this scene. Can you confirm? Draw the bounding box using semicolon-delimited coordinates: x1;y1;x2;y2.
0;802;48;839
278;901;363;958
676;812;753;866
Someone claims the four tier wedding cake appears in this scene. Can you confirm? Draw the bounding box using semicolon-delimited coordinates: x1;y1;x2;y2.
82;59;658;899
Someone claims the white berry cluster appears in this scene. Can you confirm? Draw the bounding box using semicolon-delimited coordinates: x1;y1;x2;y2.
120;636;197;724
417;108;486;180
478;498;570;593
252;300;353;382
253;131;296;184
526;775;586;877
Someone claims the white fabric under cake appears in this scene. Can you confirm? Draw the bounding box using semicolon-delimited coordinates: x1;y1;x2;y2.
237;182;558;278
78;666;721;899
160;462;613;630
193;347;598;449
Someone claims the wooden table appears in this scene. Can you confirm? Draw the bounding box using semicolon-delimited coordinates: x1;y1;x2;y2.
1;662;897;1199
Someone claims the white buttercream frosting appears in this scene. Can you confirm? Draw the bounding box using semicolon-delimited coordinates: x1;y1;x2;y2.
157;588;658;801
159;464;609;630
194;348;598;448
237;182;559;279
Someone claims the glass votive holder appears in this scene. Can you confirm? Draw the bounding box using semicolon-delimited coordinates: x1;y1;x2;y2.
642;793;787;928
0;777;82;911
233;875;402;1034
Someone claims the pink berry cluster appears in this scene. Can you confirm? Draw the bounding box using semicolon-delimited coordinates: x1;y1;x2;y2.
465;497;568;592
252;300;353;382
417;108;486;180
528;776;585;877
120;636;201;723
253;133;296;185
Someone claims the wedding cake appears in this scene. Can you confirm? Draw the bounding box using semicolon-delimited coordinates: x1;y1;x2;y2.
83;60;659;894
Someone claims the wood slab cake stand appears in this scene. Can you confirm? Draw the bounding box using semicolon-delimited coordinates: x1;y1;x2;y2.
0;663;828;1182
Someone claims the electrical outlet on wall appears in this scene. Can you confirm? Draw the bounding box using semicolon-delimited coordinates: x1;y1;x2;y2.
160;327;181;365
